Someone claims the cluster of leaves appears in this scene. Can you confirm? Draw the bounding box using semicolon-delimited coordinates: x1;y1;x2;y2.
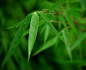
1;0;86;70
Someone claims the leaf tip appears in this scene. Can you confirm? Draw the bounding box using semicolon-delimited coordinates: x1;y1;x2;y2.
28;54;30;62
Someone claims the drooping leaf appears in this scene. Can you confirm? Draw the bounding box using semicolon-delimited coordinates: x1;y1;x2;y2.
71;32;86;51
1;13;32;69
6;20;23;29
38;12;64;42
48;0;64;12
44;25;50;43
32;36;58;56
60;12;69;32
22;20;45;37
28;12;39;61
65;11;77;34
62;30;72;60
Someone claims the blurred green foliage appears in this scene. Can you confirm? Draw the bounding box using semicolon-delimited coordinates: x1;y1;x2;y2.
0;0;86;70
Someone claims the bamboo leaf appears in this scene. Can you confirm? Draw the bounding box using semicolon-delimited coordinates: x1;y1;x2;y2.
38;20;45;27
48;0;64;12
28;12;39;61
22;29;30;37
32;36;58;56
66;0;70;9
65;11;77;34
62;30;72;60
44;25;50;43
6;20;23;29
60;12;69;32
1;13;32;69
68;10;81;20
44;13;52;43
38;12;64;42
59;16;61;28
71;32;86;51
22;20;45;37
40;24;47;34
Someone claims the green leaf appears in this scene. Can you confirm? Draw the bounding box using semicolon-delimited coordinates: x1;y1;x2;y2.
6;20;23;29
66;0;70;9
38;12;64;42
44;25;50;43
38;20;45;27
68;10;81;20
40;24;47;34
64;11;77;34
59;16;61;28
44;13;52;43
32;36;58;56
48;0;64;12
60;12;69;32
22;20;45;37
28;12;39;61
71;32;86;51
1;13;32;69
62;30;72;60
22;29;30;37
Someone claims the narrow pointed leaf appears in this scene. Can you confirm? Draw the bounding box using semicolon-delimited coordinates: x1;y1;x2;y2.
44;25;50;43
1;13;32;69
28;12;39;61
32;36;58;56
66;0;70;9
68;10;81;20
71;32;86;51
38;20;45;27
40;24;47;34
38;12;64;42
22;29;30;37
65;11;77;34
48;0;64;12
22;20;45;37
44;13;52;43
60;12;69;32
59;16;61;28
62;30;72;60
6;20;23;29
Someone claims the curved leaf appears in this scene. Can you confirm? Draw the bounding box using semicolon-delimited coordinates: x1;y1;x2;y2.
1;13;32;69
28;12;39;60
